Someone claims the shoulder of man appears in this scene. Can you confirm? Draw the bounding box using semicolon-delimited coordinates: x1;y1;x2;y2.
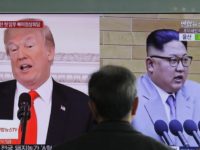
182;79;200;93
0;79;16;89
52;79;89;100
184;79;200;87
134;132;173;150
177;79;200;105
136;73;157;97
136;73;152;87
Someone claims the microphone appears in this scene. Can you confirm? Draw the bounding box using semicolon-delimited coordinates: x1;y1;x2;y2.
183;119;200;146
18;93;31;120
154;120;174;146
169;119;190;147
17;93;31;144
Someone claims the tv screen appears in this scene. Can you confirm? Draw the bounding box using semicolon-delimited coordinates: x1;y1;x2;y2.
0;14;100;145
0;14;100;94
100;14;200;147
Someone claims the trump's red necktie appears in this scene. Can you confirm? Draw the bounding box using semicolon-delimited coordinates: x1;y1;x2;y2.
25;90;39;144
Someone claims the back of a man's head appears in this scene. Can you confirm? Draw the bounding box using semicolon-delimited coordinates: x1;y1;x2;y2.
146;29;187;56
88;65;137;121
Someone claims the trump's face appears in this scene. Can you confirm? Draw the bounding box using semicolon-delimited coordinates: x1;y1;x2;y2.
5;28;55;89
147;40;190;93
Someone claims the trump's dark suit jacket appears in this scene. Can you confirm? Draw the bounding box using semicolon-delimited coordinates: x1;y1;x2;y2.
0;79;94;145
53;121;172;150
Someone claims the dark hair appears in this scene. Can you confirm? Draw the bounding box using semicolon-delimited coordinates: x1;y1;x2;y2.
146;29;187;56
88;65;137;120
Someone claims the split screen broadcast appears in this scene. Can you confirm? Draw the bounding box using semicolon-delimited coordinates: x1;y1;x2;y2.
0;14;200;150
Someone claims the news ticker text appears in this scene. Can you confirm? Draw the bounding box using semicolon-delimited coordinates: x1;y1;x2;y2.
0;145;52;150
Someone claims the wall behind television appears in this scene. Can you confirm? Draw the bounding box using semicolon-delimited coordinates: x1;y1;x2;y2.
0;0;199;13
100;14;200;82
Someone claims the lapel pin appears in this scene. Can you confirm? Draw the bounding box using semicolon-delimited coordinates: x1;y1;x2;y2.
60;105;66;111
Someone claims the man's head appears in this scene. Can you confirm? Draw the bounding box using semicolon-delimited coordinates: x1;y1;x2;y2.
4;18;55;89
88;65;138;123
146;29;192;93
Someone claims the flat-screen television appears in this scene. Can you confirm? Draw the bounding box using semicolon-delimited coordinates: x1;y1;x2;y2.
1;13;200;148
